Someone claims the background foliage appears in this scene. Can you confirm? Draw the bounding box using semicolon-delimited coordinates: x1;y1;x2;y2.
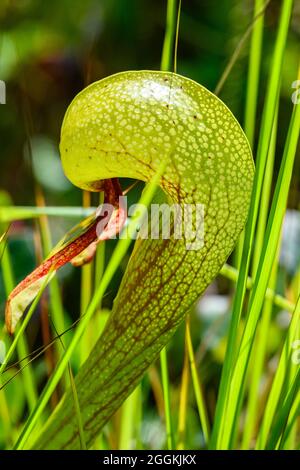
0;0;299;450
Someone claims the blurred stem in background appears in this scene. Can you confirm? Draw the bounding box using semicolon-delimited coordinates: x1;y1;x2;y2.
161;0;178;72
158;0;182;450
244;0;266;148
0;0;299;450
235;0;267;268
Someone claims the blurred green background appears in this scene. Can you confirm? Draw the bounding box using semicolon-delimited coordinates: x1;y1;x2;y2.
1;0;299;303
0;0;299;449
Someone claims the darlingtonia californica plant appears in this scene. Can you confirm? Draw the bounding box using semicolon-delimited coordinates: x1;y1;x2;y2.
6;71;254;449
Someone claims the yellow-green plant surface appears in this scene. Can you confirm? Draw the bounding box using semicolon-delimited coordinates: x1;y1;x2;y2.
33;71;254;449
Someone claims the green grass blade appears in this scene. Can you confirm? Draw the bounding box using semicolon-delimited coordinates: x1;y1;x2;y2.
160;348;175;449
158;0;181;450
214;0;270;97
256;294;300;448
235;0;266;267
266;367;300;449
210;0;294;449
0;387;13;447
241;251;279;449
1;244;38;412
278;392;300;449
119;385;141;450
0;269;55;378
14;163;166;449
251;102;279;276
67;363;87;450
244;0;265;148
0;206;96;222
241;103;279;449
177;337;189;450
160;0;178;71
220;264;295;313
37;204;68;392
80;192;94;364
222;93;300;448
95;193;105;289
